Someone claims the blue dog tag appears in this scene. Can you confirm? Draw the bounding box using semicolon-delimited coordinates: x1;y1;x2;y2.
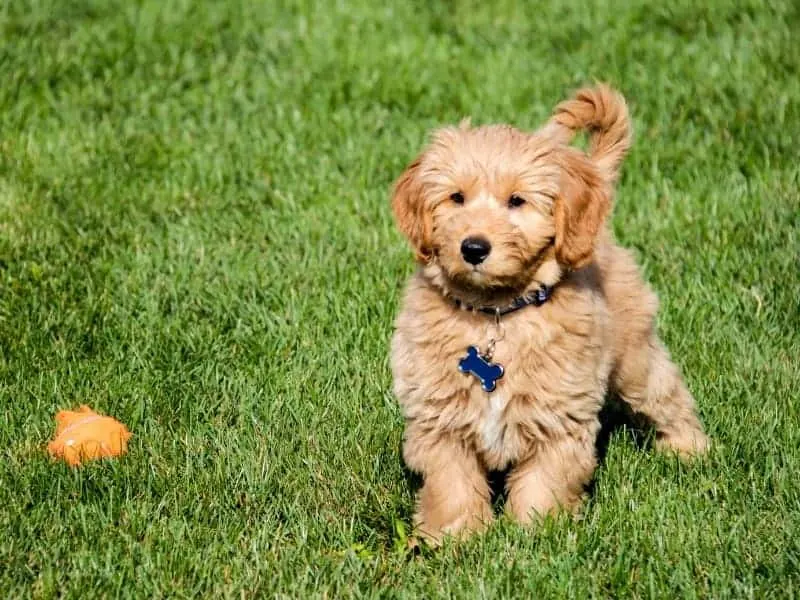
458;346;504;392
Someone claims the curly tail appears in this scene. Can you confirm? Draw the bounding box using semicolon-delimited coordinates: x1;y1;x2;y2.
544;84;631;182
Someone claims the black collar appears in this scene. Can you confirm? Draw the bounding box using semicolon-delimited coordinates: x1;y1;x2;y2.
453;284;554;317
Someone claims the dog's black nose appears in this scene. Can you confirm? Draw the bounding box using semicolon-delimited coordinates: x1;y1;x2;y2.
461;237;491;265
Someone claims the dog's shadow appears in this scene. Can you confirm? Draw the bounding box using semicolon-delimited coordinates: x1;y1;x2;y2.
401;397;654;514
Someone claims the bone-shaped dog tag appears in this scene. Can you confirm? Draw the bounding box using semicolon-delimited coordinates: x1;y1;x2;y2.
458;346;504;392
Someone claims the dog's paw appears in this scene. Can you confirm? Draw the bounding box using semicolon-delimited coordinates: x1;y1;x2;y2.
412;507;492;546
655;429;710;459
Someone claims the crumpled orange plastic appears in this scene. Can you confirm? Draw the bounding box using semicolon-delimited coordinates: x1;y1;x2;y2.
47;405;132;466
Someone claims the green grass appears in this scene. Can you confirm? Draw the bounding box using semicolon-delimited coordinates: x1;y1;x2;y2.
1;0;799;597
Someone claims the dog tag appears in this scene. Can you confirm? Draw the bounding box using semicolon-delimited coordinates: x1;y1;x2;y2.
458;346;504;392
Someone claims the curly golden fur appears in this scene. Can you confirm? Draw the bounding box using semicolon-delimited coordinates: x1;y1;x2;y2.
390;84;709;543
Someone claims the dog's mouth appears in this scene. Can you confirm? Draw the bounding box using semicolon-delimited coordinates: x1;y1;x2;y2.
444;268;528;305
431;237;558;306
443;254;544;289
457;268;515;288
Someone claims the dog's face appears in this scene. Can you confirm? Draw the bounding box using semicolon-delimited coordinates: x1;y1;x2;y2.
393;121;613;301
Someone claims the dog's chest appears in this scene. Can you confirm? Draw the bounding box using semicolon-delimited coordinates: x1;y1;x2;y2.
393;275;608;470
459;328;545;466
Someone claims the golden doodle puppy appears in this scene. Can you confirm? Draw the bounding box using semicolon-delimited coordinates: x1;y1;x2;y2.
390;84;709;543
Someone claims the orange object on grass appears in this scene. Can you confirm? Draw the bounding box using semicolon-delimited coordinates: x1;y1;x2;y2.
48;405;132;466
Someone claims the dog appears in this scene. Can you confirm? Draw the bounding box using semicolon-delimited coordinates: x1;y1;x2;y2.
389;84;709;543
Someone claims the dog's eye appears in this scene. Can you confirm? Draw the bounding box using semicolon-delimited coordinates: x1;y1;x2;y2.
508;195;525;208
450;192;465;205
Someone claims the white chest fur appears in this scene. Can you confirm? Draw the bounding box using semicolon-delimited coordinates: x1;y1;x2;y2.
478;391;512;455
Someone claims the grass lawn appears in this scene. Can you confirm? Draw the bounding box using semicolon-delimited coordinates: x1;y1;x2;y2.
1;0;799;597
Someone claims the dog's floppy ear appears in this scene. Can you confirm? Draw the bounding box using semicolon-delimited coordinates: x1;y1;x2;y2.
554;152;612;269
391;157;432;263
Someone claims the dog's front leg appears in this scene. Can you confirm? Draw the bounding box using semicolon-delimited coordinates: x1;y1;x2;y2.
506;429;597;524
403;428;492;544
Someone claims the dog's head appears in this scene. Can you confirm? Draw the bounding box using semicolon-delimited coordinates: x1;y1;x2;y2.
391;85;630;302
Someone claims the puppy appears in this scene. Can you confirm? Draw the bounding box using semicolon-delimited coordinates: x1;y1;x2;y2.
390;85;709;543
